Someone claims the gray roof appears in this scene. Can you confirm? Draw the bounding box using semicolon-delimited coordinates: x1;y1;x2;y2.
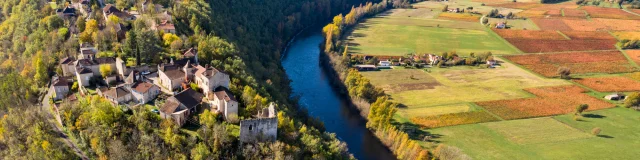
94;57;116;64
161;88;203;113
213;87;236;102
77;67;93;74
103;86;131;98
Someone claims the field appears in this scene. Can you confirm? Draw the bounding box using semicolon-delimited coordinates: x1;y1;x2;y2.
561;31;617;40
437;12;481;22
476;85;615;120
384;8;441;19
346;15;521;56
613;32;640;40
582;6;640;20
489;2;544;10
531;18;574;31
625;50;640;64
429;108;640;159
361;58;569;120
413;0;523;15
504;51;637;77
492;29;566;40
573;76;640;92
562;8;586;18
483;117;593;145
410;111;500;128
486;18;540;30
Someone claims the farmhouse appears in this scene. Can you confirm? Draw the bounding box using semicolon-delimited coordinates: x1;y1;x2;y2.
604;93;626;101
239;103;278;143
76;67;93;87
154;20;176;34
98;86;132;105
157;59;196;91
209;86;238;121
159;88;204;126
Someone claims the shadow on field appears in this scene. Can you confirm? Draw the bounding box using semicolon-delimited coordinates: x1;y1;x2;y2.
597;135;614;138
391;120;443;143
583;114;606;119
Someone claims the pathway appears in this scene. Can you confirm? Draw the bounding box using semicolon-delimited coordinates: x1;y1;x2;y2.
41;86;89;160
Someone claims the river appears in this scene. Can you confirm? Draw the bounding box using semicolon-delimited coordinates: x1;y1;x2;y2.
282;29;395;160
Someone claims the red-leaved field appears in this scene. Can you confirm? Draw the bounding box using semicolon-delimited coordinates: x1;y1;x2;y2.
504;51;637;77
573;76;640;92
476;85;615;120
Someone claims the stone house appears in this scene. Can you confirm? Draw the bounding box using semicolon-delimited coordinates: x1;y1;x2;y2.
154;20;176;34
239;103;278;143
103;4;135;21
159;89;203;126
131;82;160;104
76;67;93;87
60;57;76;76
76;57;117;77
210;87;238;120
51;77;70;101
98;86;132;105
195;65;230;96
79;44;97;60
56;6;76;19
157;59;196;91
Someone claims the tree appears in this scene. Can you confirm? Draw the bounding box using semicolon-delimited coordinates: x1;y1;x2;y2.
136;30;162;64
33;51;48;86
558;67;571;79
592;127;601;135
99;64;113;77
482;17;489;24
45;15;64;31
442;5;449;12
163;33;180;46
576;104;589;115
624;92;640;108
123;30;138;62
77;16;86;33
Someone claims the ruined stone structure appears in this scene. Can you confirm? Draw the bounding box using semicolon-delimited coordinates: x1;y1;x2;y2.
239;103;278;143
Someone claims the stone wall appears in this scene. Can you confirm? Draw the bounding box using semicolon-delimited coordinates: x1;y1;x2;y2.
239;117;278;143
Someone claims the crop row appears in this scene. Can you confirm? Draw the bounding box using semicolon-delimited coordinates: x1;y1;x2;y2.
573;76;640;92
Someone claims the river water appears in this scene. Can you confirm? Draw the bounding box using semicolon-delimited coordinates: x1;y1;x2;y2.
282;29;395;160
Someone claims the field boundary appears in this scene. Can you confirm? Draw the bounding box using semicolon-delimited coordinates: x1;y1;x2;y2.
617;46;640;69
556;30;571;40
468;102;505;121
486;28;524;54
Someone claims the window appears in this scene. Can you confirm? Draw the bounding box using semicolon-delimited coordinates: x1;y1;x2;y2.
248;125;253;131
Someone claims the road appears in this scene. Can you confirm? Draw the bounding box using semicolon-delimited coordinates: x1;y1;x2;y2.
41;86;89;160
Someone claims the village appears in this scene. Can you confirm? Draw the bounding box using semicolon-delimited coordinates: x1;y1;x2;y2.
47;1;277;144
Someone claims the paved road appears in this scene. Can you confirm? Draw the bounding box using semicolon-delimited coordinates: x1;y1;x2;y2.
41;87;89;160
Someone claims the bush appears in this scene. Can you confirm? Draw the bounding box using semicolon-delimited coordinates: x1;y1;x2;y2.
71;82;79;92
434;144;472;160
575;104;589;115
592;127;601;135
624;92;640;108
557;67;571;79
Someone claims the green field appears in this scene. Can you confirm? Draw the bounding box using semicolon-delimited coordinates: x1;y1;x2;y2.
346;14;521;56
427;108;640;159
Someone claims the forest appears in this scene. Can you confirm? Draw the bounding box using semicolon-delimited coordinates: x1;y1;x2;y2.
0;0;387;159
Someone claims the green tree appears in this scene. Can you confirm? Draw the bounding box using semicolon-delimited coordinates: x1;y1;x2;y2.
77;17;86;33
624;92;640;108
33;51;47;86
190;143;211;160
576;104;589;115
45;15;64;31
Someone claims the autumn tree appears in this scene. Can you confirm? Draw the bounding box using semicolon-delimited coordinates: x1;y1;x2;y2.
558;67;571;79
99;64;113;78
575;104;589;115
624;92;640;108
33;51;48;86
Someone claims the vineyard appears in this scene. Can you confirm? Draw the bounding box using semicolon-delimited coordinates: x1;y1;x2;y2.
582;6;640;20
625;50;640;64
504;51;636;77
492;29;567;40
410;111;500;128
476;85;615;120
573;76;640;92
562;9;586;18
504;39;617;53
531;18;573;31
561;31;617;40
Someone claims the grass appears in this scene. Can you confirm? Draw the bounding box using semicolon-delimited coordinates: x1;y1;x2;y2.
487;18;540;30
347;15;521;56
428;108;640;159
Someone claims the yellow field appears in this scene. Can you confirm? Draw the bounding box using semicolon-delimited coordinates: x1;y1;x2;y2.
438;12;482;22
613;31;640;40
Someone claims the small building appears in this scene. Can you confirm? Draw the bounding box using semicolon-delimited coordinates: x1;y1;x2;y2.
103;4;135;21
210;87;238;121
76;67;93;87
496;22;506;29
195;65;230;96
354;65;377;71
378;60;391;67
100;86;132;105
604;93;626;101
131;81;160;104
60;57;76;76
51;77;70;101
239;103;278;143
154;20;176;34
56;6;76;19
79;46;97;60
159;89;204;126
486;60;497;66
